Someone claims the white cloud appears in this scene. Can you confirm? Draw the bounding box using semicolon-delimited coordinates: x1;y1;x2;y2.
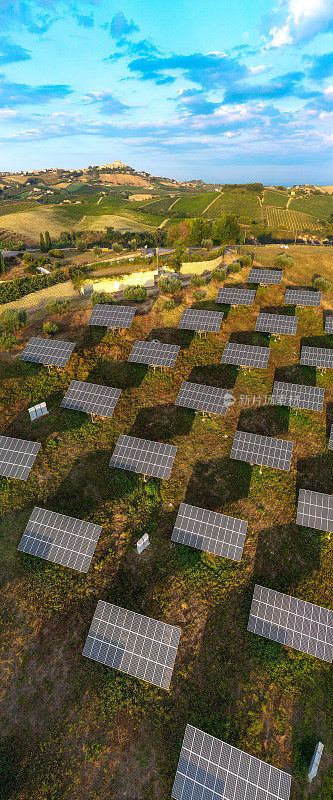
268;0;333;47
248;64;266;74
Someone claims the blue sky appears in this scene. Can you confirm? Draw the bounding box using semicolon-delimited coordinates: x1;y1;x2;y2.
0;0;332;183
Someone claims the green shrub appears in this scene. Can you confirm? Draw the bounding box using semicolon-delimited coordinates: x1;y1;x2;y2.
123;285;148;302
211;268;227;281
229;261;242;273
0;333;18;350
22;253;37;265
312;276;331;293
201;238;213;250
163;298;176;310
191;274;207;287
48;249;64;258
239;253;253;268
194;289;206;300
91;291;114;306
25;264;38;275
93;246;102;257
43;321;59;335
45;299;70;315
69;264;93;279
274;253;294;269
158;277;181;294
0;309;27;332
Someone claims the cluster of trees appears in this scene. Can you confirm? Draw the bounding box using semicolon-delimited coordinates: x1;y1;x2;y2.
166;215;242;247
0;269;67;304
39;231;52;252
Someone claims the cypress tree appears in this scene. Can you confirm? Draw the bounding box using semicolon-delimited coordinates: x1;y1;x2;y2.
40;232;46;252
0;252;5;275
45;231;52;251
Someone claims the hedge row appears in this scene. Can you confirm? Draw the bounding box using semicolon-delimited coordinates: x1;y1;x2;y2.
0;269;67;304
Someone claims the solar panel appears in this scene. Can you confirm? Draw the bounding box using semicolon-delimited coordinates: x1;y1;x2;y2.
178;308;223;333
221;342;270;369
110;434;177;479
300;346;333;369
325;316;333;333
248;268;282;284
0;435;41;480
284;288;321;307
18;506;102;572
128;339;180;368
248;584;333;663
175;381;234;416
83;600;181;689
329;426;333;450
29;402;48;421
172;724;291;800
255;312;298;336
231;430;293;471
171;502;247;561
216;286;256;305
61;380;121;418
271;381;325;412
88;304;136;328
296;489;333;533
20;337;76;366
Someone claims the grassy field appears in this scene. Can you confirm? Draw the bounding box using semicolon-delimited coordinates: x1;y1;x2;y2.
75;212;159;233
265;206;320;232
169;192;218;216
0;200;40;216
0;245;332;799
263;190;289;209
205;189;262;223
289;195;333;220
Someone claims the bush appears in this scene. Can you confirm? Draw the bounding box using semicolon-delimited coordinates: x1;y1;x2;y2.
112;243;123;253
274;254;294;269
25;264;38;275
229;261;242;273
191;274;207;287
48;249;64;258
68;264;94;279
0;333;17;350
239;254;253;268
211;268;227;281
123;285;148;303
76;241;86;253
22;253;37;265
312;276;331;293
158;277;181;294
45;299;70;315
93;246;102;257
163;298;176;310
43;322;59;335
91;291;114;306
194;289;206;300
0;309;27;332
201;238;213;250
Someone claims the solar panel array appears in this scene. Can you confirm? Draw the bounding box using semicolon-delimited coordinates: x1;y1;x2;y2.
231;430;293;471
172;724;292;800
61;380;121;418
110;434;177;479
18;506;102;572
222;342;270;369
175;381;234;416
171;502;247;561
0;435;41;480
20;337;76;366
284;288;321;307
248;584;333;663
248;268;282;285
255;312;299;336
300;346;333;369
216;286;256;306
178;308;223;333
128;339;180;368
88;304;136;328
271;381;325;412
83;600;181;689
329;426;333;450
296;489;333;533
325;316;333;333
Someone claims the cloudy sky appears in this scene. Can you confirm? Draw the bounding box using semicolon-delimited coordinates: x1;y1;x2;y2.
0;0;332;182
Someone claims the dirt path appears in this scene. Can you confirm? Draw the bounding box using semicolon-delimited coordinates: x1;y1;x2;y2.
257;194;265;224
96;196;103;205
167;198;180;212
286;196;292;209
157;217;169;229
202;191;223;215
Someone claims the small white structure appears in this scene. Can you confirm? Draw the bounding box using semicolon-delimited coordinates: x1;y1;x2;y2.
37;266;51;275
29;402;48;421
137;533;150;554
308;742;324;782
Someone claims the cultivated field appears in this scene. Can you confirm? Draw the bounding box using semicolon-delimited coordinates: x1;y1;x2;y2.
265;206;320;232
263;190;289;209
205;189;262;223
75;212;158;233
0;246;332;799
289;194;333;220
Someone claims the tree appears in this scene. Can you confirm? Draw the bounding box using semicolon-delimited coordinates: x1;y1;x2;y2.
274;254;294;270
93;246;102;257
45;231;52;251
201;238;213;250
0;309;27;332
173;238;186;271
43;321;59;335
158;278;181;294
123;285;148;302
0;252;5;275
189;218;211;245
312;276;331;293
112;243;123;253
40;232;46;252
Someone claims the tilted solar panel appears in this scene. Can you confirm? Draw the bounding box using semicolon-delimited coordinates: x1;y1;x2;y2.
216;286;256;305
221;342;270;369
128;339;180;367
178;308;223;333
175;381;234;416
271;381;325;412
172;724;291;800
284;288;321;307
109;434;177;479
83;600;181;689
325;316;333;333
300;346;333;369
231;430;293;471
88;304;136;328
171;502;248;561
0;435;41;480
18;507;102;572
61;380;121;417
255;312;298;336
20;337;75;366
248;268;282;284
248;584;333;663
296;489;333;533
